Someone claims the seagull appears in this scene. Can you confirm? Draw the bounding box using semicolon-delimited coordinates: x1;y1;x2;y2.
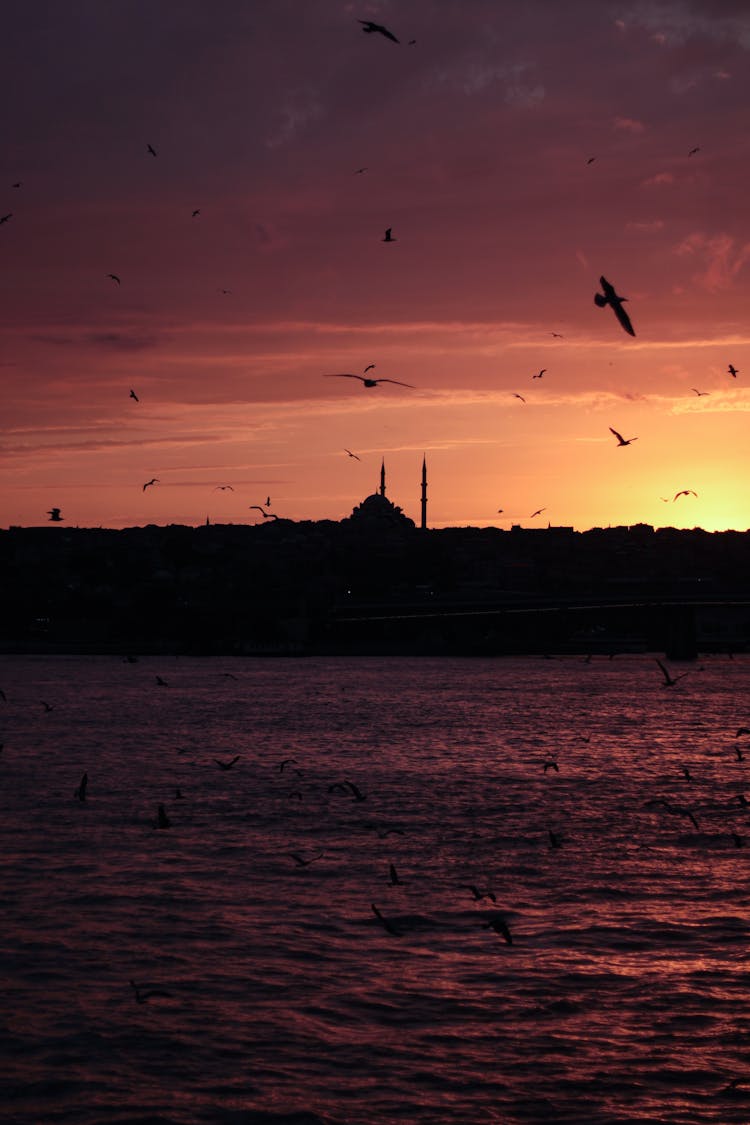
155;675;168;686
47;508;63;521
0;213;12;225
530;508;546;518
483;913;513;945
655;658;689;687
387;863;403;886
464;885;497;903
382;227;396;242
736;728;750;738
594;275;636;336
371;903;402;936
41;701;54;712
191;209;200;218
249;506;279;519
74;772;88;801
532;369;546;379
324;373;414;388
586;157;596;165
673;489;697;500
214;755;240;770
551;332;564;338
344;449;361;461
213;485;234;491
129;389;139;401
682;766;693;782
354;167;368;174
542;761;559;773
358;19;399;43
688;146;700;156
142;478;159;491
728;364;739;378
609;427;637;447
548;829;562;848
106;273;121;285
147;144;157;157
157;804;171;829
375;827;406;838
218;672;237;680
130;980;172;1003
278;758;298;772
512;393;526;403
345;781;367;802
289;852;323;866
497;509;504;514
691;388;709;396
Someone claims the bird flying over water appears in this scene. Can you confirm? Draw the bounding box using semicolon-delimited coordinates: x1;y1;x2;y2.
728;364;739;378
130;979;172;1003
290;852;323;867
382;228;396;242
673;490;697;500
533;369;546;379
47;508;63;521
609;427;637;447
655;658;689;687
371;903;402;936
142;478;159;491
464;885;497;903
344;449;361;460
358;19;399;43
214;755;240;770
74;772;88;801
106;273;121;285
483;913;513;945
594;276;636;336
512;393;526;403
129;389;139;401
324;373;414;389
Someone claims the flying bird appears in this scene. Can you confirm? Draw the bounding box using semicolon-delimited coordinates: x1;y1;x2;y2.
214;755;240;770
543;761;559;773
130;979;172;1003
586;157;596;165
691;388;709;396
0;213;12;225
728;364;739;378
358;19;399;43
483;913;513;945
594;275;636;336
673;490;697;500
464;885;497;903
609;427;638;447
382;228;396;242
191;209;200;218
532;369;546;379
736;728;750;738
387;863;403;886
155;675;168;686
655;658;689;687
364;364;376;373
74;772;88;801
324;373;414;388
106;273;121;285
512;393;526;403
688;146;700;156
550;332;564;338
47;508;63;521
214;484;234;491
147;144;157;157
354;167;368;175
157;804;171;829
249;506;279;519
129;389;139;401
289;852;323;867
371;903;402;936
344;449;361;460
530;508;546;518
142;478;159;491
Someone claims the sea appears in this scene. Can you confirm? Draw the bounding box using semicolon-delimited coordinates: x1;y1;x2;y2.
2;653;750;1125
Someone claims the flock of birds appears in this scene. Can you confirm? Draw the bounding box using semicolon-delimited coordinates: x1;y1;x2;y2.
5;15;740;528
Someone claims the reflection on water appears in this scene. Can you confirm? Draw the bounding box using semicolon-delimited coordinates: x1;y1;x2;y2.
2;653;750;1123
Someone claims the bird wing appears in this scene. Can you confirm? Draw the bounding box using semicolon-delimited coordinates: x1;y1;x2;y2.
324;373;365;381
612;300;636;336
654;658;671;683
377;379;415;387
609;427;625;443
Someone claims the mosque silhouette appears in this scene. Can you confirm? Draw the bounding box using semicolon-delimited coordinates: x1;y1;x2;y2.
347;457;428;530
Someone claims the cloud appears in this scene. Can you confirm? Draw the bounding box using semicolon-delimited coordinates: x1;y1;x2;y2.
642;171;674;186
625;219;665;232
620;3;750;50
265;87;324;148
614;116;646;133
29;331;160;351
674;232;750;290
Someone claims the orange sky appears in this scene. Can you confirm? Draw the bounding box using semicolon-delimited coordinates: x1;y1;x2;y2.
2;1;750;532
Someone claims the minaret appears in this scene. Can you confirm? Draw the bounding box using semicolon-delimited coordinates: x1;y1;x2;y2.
420;455;427;530
379;458;386;497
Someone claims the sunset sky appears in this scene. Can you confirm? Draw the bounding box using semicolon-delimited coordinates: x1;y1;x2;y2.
2;0;750;532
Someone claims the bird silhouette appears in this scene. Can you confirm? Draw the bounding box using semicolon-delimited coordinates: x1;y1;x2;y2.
371;903;402;936
691;388;709;396
47;508;63;521
324;373;414;389
344;449;362;461
609;427;638;447
543;761;559;773
673;490;697;500
213;485;234;491
289;852;323;866
147;144;157;157
129;389;139;401
363;364;376;373
354;167;368;175
736;728;750;738
155;675;168;686
655;658;689;687
265;496;271;507
130;979;172;1003
74;772;88;801
106;273;121;285
728;364;739;377
191;209;200;218
214;755;240;770
594;276;636;336
142;478;159;491
249;506;279;519
512;393;526;403
382;227;396;242
387;863;403;886
532;369;546;379
358;19;399;43
688;146;700;156
157;804;171;829
483;913;513;944
530;508;546;518
0;213;12;225
586;157;596;165
464;885;497;903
